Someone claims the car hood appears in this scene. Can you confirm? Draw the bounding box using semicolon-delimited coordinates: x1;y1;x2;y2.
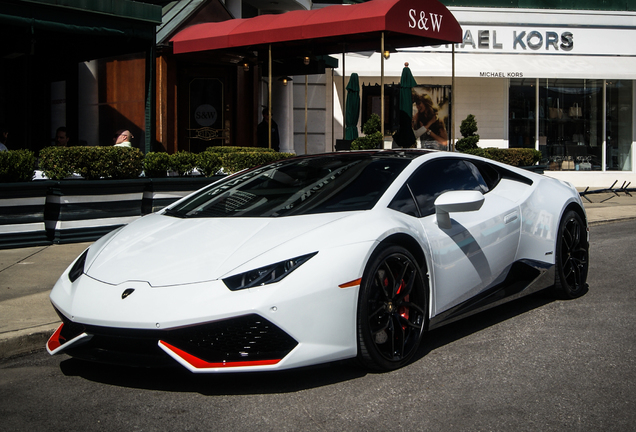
84;212;355;287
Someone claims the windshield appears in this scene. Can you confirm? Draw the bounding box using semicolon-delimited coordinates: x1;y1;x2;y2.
165;154;411;218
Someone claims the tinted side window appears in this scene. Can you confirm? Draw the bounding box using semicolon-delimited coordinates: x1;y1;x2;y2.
388;185;419;217
407;159;486;217
471;160;500;191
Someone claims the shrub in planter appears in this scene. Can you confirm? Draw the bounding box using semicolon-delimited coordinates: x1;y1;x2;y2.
107;147;144;179
0;149;36;182
351;114;383;150
170;151;199;176
197;152;223;176
221;151;295;174
144;152;171;177
464;147;542;167
456;114;480;152
206;146;276;154
39;146;144;180
39;147;76;180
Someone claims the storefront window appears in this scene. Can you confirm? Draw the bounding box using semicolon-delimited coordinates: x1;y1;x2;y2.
606;80;633;171
509;79;536;149
539;79;603;171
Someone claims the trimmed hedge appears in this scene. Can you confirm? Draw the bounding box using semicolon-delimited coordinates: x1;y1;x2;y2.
220;151;295;173
463;147;542;167
351;114;383;150
143;152;172;178
170;151;199;176
456;114;480;152
145;149;293;177
0;149;36;182
5;146;295;181
197;152;223;177
39;146;144;180
206;146;276;154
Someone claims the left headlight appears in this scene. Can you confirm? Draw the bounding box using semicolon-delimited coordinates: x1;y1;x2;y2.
68;249;89;282
223;252;317;291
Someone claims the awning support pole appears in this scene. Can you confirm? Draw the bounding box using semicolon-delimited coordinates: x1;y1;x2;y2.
305;74;308;154
268;44;272;149
381;32;385;140
451;44;455;151
331;68;335;151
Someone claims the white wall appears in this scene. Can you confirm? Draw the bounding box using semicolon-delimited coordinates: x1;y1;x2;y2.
453;77;508;148
292;74;331;155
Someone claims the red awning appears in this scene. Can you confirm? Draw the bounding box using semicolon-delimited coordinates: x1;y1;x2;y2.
171;0;462;55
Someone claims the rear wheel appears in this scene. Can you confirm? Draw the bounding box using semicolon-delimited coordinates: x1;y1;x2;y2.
357;245;427;371
553;210;589;299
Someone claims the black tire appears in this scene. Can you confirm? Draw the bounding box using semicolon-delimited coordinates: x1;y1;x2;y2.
553;210;589;299
357;244;427;371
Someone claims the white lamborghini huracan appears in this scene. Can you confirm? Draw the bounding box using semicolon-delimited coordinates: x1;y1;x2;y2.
47;150;589;372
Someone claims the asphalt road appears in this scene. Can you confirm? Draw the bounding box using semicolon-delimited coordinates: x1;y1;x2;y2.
1;220;635;432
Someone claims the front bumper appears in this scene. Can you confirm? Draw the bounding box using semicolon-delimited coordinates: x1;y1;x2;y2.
47;310;298;370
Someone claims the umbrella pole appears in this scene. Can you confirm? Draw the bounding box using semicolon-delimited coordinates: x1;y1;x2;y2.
381;32;385;140
342;47;346;139
269;44;272;150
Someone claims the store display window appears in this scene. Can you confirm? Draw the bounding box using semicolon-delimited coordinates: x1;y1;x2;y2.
509;79;633;172
539;79;603;171
606;80;633;171
509;79;536;149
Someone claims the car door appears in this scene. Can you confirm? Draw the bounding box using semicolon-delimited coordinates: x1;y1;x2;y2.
390;158;521;316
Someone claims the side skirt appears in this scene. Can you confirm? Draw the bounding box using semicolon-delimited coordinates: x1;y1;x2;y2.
428;260;555;330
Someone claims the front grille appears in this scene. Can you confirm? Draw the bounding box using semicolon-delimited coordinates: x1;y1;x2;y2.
54;311;297;367
165;315;298;363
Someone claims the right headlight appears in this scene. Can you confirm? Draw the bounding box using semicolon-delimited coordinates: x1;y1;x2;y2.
223;252;317;291
68;249;89;283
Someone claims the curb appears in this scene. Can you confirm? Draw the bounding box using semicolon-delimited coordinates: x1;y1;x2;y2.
0;323;59;360
589;216;636;227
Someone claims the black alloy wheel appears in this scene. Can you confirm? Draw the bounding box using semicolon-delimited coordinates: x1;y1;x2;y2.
357;245;427;371
553;210;589;299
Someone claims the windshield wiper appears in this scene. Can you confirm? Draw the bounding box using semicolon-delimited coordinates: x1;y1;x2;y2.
162;207;187;218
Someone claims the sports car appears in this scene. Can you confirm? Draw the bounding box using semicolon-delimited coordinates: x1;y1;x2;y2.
47;150;589;372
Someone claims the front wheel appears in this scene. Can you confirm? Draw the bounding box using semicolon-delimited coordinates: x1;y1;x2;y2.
357;245;427;371
552;210;589;299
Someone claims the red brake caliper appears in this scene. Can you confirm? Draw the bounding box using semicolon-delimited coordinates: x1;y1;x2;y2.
397;280;409;328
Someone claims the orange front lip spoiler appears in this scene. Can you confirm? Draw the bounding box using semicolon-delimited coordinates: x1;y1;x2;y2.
46;323;91;355
159;340;281;370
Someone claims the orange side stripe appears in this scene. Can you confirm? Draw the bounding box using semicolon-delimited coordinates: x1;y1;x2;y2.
339;278;362;288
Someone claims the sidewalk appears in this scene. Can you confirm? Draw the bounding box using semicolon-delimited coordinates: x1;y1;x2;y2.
1;192;635;361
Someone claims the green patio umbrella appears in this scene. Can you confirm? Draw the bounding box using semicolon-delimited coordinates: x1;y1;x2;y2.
392;64;417;148
344;73;360;141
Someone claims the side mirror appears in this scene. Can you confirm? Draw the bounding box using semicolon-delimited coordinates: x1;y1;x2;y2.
434;190;485;229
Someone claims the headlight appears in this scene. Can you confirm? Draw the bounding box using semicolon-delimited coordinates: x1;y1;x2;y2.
223;252;317;291
68;249;89;282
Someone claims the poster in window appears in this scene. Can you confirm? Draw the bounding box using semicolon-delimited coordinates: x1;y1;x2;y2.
411;86;450;150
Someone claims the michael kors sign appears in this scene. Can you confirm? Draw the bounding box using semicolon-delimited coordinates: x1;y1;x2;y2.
457;29;574;51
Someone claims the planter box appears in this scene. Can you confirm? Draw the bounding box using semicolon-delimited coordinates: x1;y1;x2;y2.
0;181;54;249
335;139;352;151
1;176;227;248
45;179;147;244
142;176;225;215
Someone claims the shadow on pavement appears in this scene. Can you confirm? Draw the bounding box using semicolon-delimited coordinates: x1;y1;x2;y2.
415;290;557;362
58;290;563;395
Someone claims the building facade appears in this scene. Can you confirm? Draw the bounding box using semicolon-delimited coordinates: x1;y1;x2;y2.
326;3;636;187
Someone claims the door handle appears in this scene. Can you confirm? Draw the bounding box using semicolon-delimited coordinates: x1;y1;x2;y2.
504;212;519;224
